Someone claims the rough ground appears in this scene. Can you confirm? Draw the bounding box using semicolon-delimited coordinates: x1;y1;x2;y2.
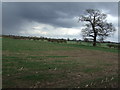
2;38;118;88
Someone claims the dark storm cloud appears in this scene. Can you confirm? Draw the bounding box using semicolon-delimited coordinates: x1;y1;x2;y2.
2;2;118;35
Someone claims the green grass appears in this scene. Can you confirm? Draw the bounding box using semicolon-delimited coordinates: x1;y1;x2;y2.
2;37;118;88
60;43;119;53
81;67;103;73
27;56;69;59
18;74;54;81
2;37;119;53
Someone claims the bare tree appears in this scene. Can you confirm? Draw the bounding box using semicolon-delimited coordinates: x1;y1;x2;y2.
78;9;116;46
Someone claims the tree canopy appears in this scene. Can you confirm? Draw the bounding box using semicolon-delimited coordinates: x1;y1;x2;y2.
79;9;116;46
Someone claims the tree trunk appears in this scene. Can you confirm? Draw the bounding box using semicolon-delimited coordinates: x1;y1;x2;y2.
93;40;96;46
93;34;96;46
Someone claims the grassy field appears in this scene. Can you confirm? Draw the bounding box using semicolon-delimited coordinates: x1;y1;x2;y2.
2;37;118;88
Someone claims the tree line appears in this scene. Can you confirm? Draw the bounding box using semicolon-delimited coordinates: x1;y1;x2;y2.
2;35;120;49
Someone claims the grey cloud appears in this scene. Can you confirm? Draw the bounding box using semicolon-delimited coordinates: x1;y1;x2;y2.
2;2;118;40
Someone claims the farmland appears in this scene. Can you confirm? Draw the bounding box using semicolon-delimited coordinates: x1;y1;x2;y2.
2;37;119;88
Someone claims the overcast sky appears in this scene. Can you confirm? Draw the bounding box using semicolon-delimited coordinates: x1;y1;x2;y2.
2;2;118;42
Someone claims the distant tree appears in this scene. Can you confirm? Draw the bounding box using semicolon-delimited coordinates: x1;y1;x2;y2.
84;38;89;42
78;9;116;46
67;38;70;41
73;38;77;41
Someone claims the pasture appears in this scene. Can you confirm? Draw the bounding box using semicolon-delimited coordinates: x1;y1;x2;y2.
2;37;118;88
